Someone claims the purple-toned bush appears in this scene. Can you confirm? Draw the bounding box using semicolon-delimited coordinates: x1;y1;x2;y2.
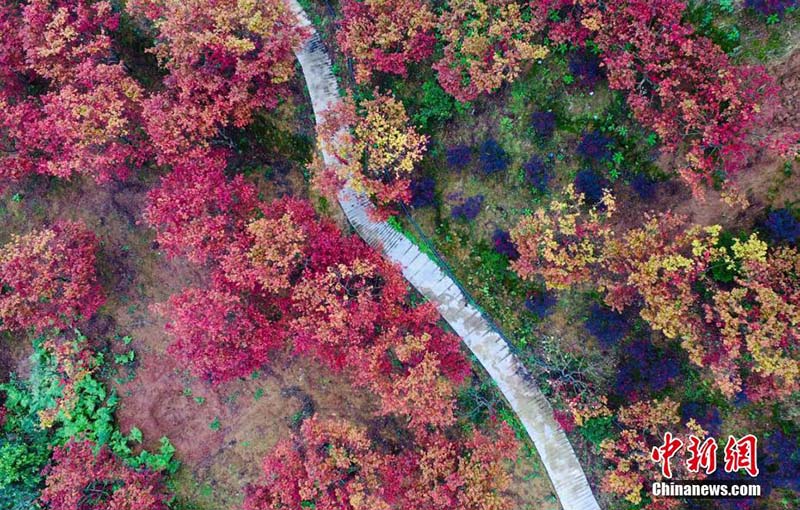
762;429;800;492
479;138;510;175
530;111;556;141
525;290;557;317
446;144;472;170
615;338;680;399
524;154;552;193
585;303;629;347
680;402;722;436
410;176;436;208
492;229;519;260
577;131;614;162
568;49;605;89
712;428;800;503
574;169;610;204
763;208;800;244
451;194;484;220
630;173;658;200
746;0;797;16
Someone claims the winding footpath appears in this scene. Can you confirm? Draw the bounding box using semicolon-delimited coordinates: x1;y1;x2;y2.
286;2;601;509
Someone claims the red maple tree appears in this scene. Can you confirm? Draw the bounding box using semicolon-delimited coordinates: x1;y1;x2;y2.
0;221;104;332
0;0;148;187
337;0;436;83
40;440;169;510
243;418;390;510
128;0;305;164
20;0;119;84
538;0;780;195
244;417;519;510
143;149;258;264
159;286;286;384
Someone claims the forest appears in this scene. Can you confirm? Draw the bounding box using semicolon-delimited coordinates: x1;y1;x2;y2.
0;0;798;509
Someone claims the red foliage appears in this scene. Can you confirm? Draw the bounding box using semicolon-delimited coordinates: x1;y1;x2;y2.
0;0;29;101
244;417;519;510
259;202;470;430
128;0;305;164
433;0;549;102
40;440;169;510
0;1;147;187
1;61;147;183
243;418;389;510
20;0;119;84
216;197;335;296
143;150;258;264
289;247;408;371
316;93;427;209
348;304;470;432
159;286;286;384
598;0;776;195
153;184;470;428
0;221;103;332
337;0;436;83
540;0;779;195
140;93;219;167
400;425;518;510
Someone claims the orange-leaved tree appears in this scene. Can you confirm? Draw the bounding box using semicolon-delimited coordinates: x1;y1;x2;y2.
337;0;436;83
316;92;427;209
511;189;800;401
0;221;103;332
433;0;549;102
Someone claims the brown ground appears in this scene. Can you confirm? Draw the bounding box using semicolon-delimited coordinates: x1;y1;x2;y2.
612;47;800;234
0;178;559;509
0;79;559;510
0;167;383;508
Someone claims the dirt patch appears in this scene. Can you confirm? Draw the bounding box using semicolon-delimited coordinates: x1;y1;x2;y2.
609;47;800;234
114;343;377;508
0;167;378;508
506;451;562;510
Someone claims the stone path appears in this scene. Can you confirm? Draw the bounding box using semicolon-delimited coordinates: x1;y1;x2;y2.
286;2;601;509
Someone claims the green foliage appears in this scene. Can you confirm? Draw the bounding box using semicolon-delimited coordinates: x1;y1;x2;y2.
412;79;458;132
114;349;136;365
386;216;438;260
114;11;165;89
235;114;314;167
579;416;614;447
708;230;748;283
129;426;143;444
719;0;736;13
0;441;49;492
136;437;178;474
684;1;741;55
591;95;664;182
461;239;528;335
0;333;179;508
456;377;500;427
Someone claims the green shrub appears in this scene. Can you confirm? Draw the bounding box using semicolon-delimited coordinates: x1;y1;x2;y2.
0;332;180;507
579;416;614;447
412;79;457;132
